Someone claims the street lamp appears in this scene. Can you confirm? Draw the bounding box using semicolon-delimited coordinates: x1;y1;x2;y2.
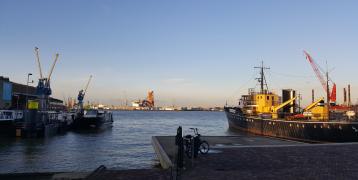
13;95;19;110
25;73;33;110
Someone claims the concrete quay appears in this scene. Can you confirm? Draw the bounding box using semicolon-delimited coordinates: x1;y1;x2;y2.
152;135;358;180
0;169;171;180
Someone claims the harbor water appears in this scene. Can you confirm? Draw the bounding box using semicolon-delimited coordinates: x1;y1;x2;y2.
0;111;234;173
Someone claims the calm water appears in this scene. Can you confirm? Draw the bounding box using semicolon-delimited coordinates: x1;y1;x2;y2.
0;111;235;173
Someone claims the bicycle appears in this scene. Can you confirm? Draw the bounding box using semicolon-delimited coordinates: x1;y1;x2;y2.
183;128;210;158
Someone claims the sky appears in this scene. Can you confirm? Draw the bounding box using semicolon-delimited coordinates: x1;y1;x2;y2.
1;0;358;107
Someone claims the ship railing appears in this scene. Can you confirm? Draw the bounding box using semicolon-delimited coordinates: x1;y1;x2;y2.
83;109;101;118
0;110;23;121
46;111;64;123
15;111;24;119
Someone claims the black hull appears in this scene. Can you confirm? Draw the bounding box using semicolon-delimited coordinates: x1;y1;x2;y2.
0;122;61;138
0;111;70;138
0;121;16;137
73;116;113;130
225;107;358;142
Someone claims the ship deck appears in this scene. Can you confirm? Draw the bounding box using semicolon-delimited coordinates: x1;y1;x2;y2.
245;115;358;124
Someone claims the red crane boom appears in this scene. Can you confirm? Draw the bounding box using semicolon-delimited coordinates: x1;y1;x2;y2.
304;51;336;102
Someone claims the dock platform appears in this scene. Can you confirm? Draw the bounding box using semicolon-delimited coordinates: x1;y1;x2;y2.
152;135;358;180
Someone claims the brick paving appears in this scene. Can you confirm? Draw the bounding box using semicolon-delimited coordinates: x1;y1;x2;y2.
181;144;358;180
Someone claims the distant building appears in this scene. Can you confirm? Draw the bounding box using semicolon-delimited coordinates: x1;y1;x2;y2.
164;107;175;111
131;90;155;109
132;101;141;107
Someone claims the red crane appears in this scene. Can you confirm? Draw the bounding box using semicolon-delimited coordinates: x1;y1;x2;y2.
304;51;336;103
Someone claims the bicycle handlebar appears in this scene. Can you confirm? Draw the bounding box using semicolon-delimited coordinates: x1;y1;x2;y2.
188;128;199;135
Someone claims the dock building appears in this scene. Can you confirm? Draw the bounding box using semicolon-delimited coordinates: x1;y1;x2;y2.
0;76;64;110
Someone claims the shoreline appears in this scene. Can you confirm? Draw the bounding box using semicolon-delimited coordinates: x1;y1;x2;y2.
0;168;170;180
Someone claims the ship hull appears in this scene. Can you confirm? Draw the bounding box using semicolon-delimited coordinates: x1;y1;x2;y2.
73;114;113;130
0;120;16;136
225;107;358;142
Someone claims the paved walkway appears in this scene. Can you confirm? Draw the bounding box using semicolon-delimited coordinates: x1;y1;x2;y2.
154;136;358;180
182;143;358;180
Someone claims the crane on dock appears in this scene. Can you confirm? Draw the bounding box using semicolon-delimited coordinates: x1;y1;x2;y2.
304;51;336;104
33;47;60;110
77;75;93;111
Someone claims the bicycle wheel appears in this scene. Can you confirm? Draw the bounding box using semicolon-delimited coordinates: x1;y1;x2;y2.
199;141;209;154
184;140;193;158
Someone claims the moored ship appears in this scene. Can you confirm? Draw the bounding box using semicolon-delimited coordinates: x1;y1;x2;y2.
225;57;358;142
72;75;113;130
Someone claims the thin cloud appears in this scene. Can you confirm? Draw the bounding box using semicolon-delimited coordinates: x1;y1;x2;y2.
162;78;189;84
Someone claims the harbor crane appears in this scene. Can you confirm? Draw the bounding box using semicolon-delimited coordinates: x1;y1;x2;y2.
271;96;297;119
77;75;93;111
34;47;43;79
304;51;336;103
33;47;60;110
304;97;325;112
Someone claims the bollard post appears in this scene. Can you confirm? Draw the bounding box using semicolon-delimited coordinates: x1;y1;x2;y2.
193;135;199;158
175;126;184;180
175;126;182;146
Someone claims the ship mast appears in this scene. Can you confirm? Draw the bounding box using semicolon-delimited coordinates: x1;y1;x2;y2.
254;61;270;94
326;63;330;120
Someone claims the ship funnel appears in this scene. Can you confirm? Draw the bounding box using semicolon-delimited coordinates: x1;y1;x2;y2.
348;84;351;107
344;88;347;106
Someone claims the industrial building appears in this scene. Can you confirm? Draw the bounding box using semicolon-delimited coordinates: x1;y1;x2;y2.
0;76;64;110
132;90;155;109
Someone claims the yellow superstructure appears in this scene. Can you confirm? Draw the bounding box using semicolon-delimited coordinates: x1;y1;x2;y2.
254;93;279;114
310;105;329;121
243;62;297;119
251;93;297;119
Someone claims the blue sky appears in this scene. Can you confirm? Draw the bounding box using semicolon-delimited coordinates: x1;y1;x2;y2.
1;0;358;107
